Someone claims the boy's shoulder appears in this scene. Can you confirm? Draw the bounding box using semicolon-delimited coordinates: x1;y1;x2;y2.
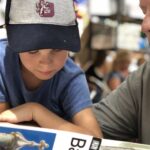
0;38;8;48
0;38;8;57
55;58;84;85
0;39;16;69
62;58;83;75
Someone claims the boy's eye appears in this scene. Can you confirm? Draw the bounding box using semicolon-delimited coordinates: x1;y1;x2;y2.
29;50;39;54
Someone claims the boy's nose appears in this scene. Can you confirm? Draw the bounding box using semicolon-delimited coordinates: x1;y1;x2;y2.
40;53;52;65
39;58;52;71
40;57;52;65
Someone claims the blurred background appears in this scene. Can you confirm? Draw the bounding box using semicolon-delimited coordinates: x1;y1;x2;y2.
0;0;149;102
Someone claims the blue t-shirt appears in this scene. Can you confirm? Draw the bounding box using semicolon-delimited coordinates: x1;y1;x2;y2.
0;39;92;120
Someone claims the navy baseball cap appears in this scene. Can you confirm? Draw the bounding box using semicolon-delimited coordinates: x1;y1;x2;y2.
5;0;80;52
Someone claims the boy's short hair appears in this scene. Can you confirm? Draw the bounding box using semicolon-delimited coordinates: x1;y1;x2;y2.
5;0;80;52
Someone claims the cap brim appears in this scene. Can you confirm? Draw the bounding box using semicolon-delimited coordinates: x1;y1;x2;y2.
6;24;80;52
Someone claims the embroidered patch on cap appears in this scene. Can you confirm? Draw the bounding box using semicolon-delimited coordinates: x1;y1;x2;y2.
36;0;54;17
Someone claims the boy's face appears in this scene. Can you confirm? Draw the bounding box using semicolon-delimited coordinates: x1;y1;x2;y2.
19;49;68;80
140;0;150;42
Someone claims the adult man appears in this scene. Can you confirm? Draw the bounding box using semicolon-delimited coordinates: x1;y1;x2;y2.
93;0;150;144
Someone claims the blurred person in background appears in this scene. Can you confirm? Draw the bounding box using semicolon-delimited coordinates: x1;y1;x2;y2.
137;57;146;67
85;50;111;103
107;50;131;90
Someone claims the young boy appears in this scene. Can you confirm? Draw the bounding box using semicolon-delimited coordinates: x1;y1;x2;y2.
0;0;102;137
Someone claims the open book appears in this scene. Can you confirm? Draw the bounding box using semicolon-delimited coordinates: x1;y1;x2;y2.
0;122;150;150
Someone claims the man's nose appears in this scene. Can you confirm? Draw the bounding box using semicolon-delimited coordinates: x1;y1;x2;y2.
141;16;150;34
